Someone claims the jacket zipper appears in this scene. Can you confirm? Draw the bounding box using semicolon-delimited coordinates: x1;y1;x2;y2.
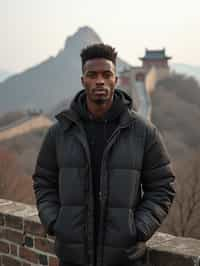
99;122;131;199
97;124;130;266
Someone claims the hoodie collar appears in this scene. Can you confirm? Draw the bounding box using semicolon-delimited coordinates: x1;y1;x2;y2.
71;90;129;123
55;89;136;130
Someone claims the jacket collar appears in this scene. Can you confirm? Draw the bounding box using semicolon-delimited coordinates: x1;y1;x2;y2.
56;107;137;133
55;90;137;131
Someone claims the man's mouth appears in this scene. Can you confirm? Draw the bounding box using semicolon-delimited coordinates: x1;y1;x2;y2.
93;88;107;95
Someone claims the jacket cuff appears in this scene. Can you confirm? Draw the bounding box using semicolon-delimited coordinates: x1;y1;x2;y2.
38;205;60;235
136;228;146;242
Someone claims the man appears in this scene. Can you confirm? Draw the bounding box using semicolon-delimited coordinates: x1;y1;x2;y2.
33;44;175;266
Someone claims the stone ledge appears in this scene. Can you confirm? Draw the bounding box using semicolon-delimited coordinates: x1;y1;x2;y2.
0;199;37;219
147;232;200;266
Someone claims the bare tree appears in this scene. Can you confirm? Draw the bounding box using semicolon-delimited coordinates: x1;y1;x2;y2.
161;152;200;239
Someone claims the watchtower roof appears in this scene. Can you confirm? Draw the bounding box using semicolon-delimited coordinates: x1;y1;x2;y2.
140;49;171;60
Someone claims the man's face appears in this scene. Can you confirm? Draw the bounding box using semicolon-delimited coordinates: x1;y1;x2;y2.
81;58;118;105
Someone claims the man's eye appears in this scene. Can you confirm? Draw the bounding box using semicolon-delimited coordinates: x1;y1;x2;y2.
103;72;113;78
86;72;96;78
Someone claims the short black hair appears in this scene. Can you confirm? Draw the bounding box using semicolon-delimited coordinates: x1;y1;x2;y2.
80;43;117;70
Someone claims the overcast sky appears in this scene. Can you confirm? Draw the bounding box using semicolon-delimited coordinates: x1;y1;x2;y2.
1;0;200;72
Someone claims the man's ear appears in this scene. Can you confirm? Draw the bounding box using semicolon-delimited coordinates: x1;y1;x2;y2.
115;76;118;85
81;76;84;86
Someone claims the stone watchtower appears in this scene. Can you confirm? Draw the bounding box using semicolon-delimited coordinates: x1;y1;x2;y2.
140;49;172;93
118;49;172;120
139;48;171;70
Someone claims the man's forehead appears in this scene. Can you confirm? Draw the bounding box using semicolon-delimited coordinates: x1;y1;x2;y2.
83;58;115;72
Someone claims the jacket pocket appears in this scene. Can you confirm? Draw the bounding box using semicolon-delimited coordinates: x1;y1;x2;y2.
53;206;84;244
105;207;137;248
125;210;147;262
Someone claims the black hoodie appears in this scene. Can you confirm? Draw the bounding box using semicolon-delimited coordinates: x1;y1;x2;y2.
71;89;133;252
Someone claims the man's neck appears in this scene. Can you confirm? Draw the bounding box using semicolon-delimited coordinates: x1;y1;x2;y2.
86;98;113;119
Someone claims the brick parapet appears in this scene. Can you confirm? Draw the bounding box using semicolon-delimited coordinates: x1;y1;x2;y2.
0;199;58;266
0;198;200;266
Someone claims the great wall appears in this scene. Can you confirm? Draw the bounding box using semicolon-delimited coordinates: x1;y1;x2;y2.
0;115;53;142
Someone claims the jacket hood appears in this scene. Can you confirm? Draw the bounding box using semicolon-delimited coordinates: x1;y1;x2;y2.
55;89;135;129
71;89;133;108
70;89;133;123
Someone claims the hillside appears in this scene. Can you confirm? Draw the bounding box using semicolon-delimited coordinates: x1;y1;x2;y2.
0;26;131;115
171;63;200;83
151;73;200;161
0;127;49;204
150;73;200;238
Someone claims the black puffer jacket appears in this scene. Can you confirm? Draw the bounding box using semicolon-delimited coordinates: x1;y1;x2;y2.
71;90;128;255
33;90;175;266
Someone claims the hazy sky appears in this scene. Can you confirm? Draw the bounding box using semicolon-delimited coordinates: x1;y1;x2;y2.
1;0;200;72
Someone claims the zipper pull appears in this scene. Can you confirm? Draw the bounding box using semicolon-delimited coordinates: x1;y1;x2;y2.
99;191;102;200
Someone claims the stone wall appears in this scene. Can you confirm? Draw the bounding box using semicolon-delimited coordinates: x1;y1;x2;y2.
0;198;200;266
0;115;53;141
0;199;58;266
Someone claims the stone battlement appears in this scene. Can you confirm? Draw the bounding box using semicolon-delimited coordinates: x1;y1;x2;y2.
0;198;200;266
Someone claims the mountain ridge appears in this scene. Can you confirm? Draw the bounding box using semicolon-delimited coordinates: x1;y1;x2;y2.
0;70;13;82
0;26;130;115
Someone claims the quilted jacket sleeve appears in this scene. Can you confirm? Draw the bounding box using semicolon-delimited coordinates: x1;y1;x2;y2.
134;124;176;242
32;125;60;235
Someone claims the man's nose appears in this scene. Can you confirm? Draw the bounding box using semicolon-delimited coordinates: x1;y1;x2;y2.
96;74;104;85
